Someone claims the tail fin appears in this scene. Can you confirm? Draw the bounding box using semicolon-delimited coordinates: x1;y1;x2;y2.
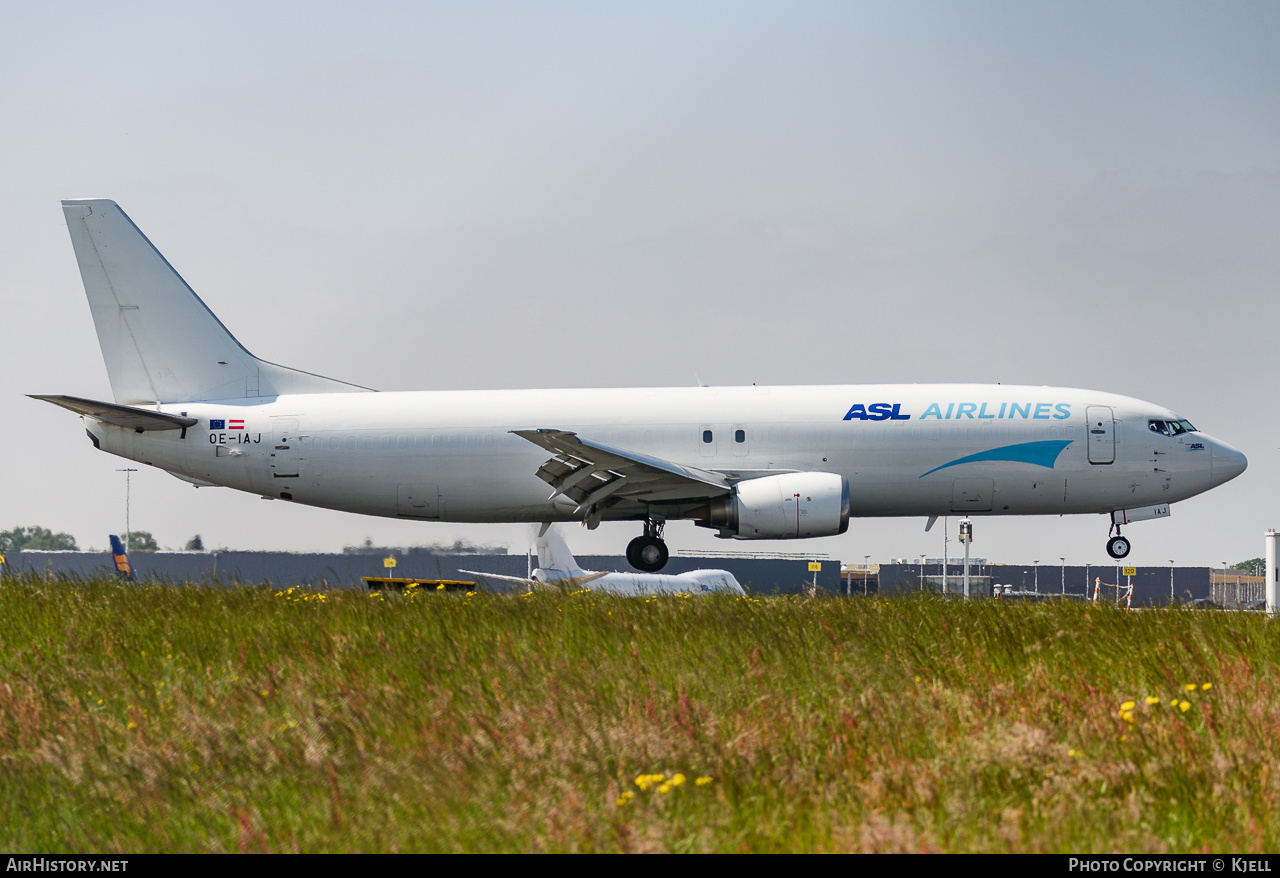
108;534;135;582
61;199;372;405
536;524;586;577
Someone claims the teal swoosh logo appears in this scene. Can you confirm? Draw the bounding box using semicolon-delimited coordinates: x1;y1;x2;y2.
919;440;1073;478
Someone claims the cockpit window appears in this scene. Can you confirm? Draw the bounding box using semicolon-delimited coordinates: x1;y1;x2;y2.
1148;419;1197;437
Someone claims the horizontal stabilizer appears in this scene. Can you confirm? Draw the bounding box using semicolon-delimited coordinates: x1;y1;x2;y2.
459;569;608;589
30;394;197;431
457;570;534;587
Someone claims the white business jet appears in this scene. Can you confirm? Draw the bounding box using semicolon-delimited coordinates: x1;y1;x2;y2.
34;200;1247;571
460;525;745;596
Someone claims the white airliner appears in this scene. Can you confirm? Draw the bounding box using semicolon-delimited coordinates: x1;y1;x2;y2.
460;525;745;596
34;200;1247;571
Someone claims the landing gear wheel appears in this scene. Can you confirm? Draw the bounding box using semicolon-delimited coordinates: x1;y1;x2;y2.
627;535;669;573
1107;536;1131;560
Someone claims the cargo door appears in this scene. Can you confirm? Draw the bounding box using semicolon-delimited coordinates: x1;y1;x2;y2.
1086;406;1115;465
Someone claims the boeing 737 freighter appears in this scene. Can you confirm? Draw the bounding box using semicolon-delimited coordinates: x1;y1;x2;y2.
461;525;745;596
34;200;1248;571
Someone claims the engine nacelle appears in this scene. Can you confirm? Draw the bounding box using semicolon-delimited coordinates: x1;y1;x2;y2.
702;472;850;539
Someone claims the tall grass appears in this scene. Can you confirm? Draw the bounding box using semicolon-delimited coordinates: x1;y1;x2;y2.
0;573;1276;852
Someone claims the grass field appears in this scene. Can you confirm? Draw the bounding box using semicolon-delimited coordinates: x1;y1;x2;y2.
0;574;1276;853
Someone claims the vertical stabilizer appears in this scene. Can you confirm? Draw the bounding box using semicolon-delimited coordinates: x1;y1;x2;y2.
536;525;586;577
108;534;135;582
61;199;372;404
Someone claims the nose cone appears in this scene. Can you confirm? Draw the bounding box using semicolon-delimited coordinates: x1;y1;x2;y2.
1210;439;1248;487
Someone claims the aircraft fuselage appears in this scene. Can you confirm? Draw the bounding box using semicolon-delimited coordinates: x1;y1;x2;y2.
84;383;1243;527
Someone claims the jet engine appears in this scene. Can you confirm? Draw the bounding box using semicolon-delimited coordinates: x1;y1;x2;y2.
699;472;850;539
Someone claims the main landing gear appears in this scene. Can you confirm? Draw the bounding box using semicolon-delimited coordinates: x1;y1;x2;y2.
627;520;669;573
1106;523;1131;560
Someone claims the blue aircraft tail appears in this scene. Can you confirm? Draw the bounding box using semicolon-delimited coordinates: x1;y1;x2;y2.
108;535;135;582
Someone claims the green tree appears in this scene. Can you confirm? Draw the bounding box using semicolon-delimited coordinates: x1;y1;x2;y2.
184;534;205;552
0;526;78;552
122;531;159;553
1233;557;1265;573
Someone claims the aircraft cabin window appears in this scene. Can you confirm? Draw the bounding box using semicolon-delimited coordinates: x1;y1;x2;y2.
703;430;713;444
735;429;746;443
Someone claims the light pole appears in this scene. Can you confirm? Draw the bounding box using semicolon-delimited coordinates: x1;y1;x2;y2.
1060;557;1066;596
920;555;927;592
1033;560;1039;595
117;468;137;553
1223;561;1229;607
1169;560;1175;603
864;554;870;596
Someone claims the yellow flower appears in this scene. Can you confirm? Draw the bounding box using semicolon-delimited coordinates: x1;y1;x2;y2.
616;791;635;806
1120;711;1134;724
1179;701;1191;712
1144;696;1160;705
695;776;714;785
1185;684;1197;693
634;773;665;791
1120;701;1136;712
1202;683;1212;691
658;782;673;794
671;773;686;787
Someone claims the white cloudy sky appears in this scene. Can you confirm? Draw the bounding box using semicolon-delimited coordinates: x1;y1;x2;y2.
3;1;1277;568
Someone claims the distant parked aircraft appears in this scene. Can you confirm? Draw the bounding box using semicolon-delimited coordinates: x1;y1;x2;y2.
35;200;1247;571
461;525;745;596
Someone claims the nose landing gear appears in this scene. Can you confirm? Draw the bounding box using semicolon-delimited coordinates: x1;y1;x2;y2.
627;520;669;572
1106;523;1131;560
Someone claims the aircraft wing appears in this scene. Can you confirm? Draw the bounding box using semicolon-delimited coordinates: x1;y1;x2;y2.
511;429;732;523
31;394;198;432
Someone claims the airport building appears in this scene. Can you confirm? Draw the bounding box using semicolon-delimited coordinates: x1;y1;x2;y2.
871;562;1227;607
2;548;1251;605
1;548;843;596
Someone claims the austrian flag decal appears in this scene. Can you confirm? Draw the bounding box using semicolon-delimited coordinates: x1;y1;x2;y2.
229;419;244;430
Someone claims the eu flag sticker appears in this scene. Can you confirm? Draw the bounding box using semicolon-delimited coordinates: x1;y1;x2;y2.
210;419;226;430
